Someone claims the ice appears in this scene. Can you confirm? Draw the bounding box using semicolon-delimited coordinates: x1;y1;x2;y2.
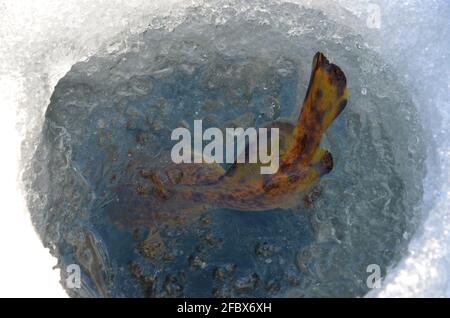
1;0;449;297
360;0;450;298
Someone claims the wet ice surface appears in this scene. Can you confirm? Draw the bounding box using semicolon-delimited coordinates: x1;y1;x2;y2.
22;0;429;297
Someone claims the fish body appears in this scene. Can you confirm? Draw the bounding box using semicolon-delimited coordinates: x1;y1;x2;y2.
112;52;348;227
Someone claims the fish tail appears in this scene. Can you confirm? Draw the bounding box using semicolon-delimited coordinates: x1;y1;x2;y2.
282;52;348;166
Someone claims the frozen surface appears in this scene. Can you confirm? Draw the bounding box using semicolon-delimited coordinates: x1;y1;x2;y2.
0;0;449;297
360;0;450;298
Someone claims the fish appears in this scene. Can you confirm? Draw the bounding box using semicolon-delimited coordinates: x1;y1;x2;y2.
111;52;348;228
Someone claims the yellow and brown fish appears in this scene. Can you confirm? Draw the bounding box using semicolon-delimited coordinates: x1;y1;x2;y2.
112;52;348;228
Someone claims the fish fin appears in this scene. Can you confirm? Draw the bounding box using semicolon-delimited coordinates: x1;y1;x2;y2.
311;148;333;176
282;52;348;166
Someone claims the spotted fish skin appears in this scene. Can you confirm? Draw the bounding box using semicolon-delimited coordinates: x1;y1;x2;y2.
113;52;348;228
